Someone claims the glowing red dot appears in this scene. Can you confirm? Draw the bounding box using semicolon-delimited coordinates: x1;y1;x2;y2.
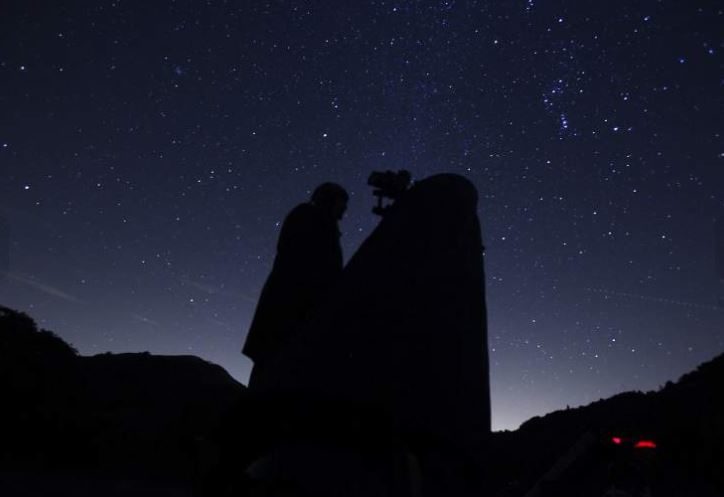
635;440;657;449
612;437;622;445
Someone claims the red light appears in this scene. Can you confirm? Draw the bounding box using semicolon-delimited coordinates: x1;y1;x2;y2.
611;437;622;445
635;440;657;449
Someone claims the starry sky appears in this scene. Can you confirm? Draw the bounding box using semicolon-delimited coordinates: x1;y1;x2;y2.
1;0;722;431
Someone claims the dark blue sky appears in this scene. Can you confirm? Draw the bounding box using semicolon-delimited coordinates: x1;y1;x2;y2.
1;0;722;430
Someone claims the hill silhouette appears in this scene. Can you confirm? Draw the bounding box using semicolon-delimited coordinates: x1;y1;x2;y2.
1;304;722;495
486;352;724;496
0;305;244;495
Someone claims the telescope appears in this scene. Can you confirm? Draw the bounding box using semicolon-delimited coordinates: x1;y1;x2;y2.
367;170;412;216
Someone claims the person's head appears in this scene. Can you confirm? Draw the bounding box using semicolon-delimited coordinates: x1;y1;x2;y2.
311;182;348;220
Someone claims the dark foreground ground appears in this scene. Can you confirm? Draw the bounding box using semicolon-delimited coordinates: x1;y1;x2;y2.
0;472;192;497
2;305;722;496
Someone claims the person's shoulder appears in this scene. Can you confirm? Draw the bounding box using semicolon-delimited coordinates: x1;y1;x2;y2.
286;202;316;220
282;203;323;228
289;202;315;214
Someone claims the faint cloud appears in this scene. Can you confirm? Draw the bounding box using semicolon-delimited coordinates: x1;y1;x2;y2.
131;313;161;327
8;272;85;304
208;316;237;329
180;276;257;303
586;287;722;312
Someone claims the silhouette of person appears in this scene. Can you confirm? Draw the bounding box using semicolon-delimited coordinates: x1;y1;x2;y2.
243;182;348;382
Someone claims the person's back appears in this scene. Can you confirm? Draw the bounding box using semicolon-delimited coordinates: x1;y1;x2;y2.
242;183;348;380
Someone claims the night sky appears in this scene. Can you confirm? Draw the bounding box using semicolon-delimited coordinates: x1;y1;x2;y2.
1;1;722;431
